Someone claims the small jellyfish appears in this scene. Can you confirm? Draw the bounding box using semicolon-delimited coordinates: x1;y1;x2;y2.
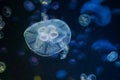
96;66;104;76
80;73;87;80
106;51;118;62
50;1;59;10
0;21;5;30
29;56;39;66
24;18;71;58
91;39;117;53
2;6;12;18
56;69;68;79
23;0;36;12
78;14;91;27
115;60;120;67
87;74;96;80
40;0;52;6
0;31;4;39
68;58;77;65
0;61;6;73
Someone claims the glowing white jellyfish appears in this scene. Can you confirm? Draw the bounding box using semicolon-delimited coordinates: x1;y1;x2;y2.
80;73;97;80
40;0;52;6
106;51;118;62
24;18;71;59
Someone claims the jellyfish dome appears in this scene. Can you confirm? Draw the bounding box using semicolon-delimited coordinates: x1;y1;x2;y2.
24;19;71;56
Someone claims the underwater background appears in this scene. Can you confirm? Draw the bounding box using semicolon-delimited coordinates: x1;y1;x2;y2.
0;0;120;80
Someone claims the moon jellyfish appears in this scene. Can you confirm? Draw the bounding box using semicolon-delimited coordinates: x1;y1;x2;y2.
80;2;111;26
0;61;6;73
106;51;118;62
40;0;52;6
87;74;96;80
2;6;12;18
24;18;71;58
80;73;87;80
78;14;91;27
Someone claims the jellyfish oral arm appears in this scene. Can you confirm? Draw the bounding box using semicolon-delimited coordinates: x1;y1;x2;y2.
59;42;69;60
41;13;48;21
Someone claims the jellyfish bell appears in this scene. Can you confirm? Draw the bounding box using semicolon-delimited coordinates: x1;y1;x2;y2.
24;19;71;57
78;14;91;27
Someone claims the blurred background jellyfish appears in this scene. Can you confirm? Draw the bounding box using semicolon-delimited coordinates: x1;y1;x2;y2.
23;0;36;12
87;74;96;80
40;0;52;6
91;39;117;53
50;1;60;10
28;56;39;66
106;51;118;62
80;73;87;80
2;6;12;18
0;61;6;73
56;69;68;79
95;66;104;76
68;58;77;65
24;14;71;59
78;14;91;27
80;2;112;27
115;60;120;67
